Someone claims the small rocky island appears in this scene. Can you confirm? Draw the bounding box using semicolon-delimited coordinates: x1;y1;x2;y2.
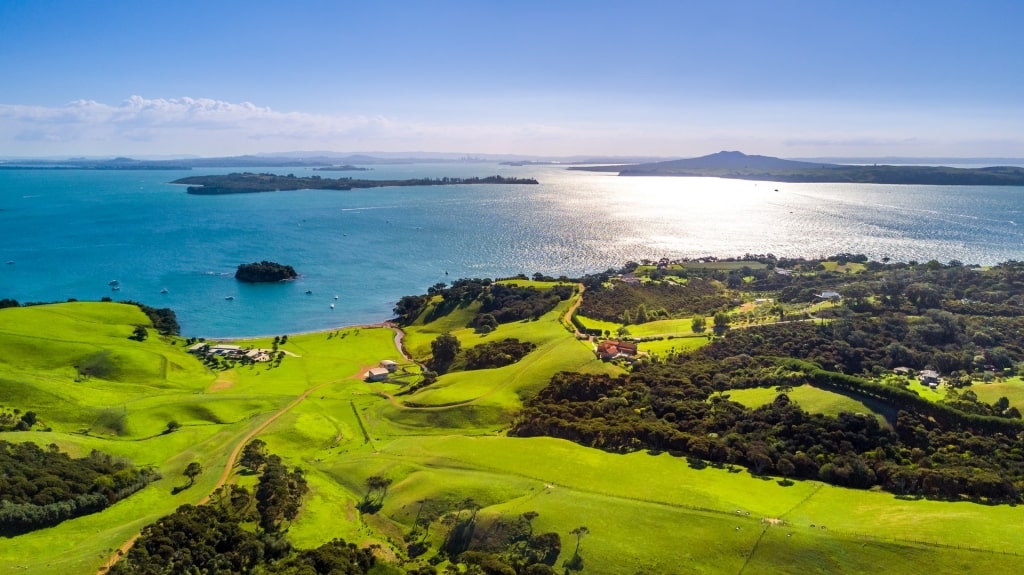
235;261;298;282
173;172;538;195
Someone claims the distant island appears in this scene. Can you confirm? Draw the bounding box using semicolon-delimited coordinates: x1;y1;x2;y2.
172;172;539;195
235;261;298;283
313;164;370;172
570;150;1024;186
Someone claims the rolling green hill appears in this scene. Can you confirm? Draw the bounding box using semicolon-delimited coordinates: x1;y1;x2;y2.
2;294;1024;574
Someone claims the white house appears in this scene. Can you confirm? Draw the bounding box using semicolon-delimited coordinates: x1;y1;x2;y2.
379;359;398;373
365;367;390;382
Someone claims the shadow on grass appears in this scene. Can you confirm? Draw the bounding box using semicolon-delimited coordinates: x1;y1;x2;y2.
685;456;708;470
170;483;194;495
356;500;382;514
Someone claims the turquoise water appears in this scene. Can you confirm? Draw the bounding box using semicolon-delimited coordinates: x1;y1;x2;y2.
2;163;1024;337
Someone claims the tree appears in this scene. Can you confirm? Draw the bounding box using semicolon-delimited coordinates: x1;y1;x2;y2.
183;461;203;487
473;313;499;333
130;325;148;341
431;332;461;373
360;475;393;512
691;315;706;333
563;526;589;571
569;526;589;556
713;311;731;332
240;438;269;473
163;420;181;434
776;456;796;483
19;411;37;427
522;510;539;536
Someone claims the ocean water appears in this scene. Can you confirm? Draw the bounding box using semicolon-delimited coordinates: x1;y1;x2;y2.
2;163;1024;337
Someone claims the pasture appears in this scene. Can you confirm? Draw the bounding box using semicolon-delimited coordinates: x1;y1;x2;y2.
727;384;895;425
2;299;1024;574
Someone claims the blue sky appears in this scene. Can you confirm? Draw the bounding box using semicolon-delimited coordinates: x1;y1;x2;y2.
1;0;1022;158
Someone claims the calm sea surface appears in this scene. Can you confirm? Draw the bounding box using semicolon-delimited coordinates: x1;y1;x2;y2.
2;163;1024;337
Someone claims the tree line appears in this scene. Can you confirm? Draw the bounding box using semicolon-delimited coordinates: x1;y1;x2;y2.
511;366;1024;502
0;441;158;536
393;278;573;328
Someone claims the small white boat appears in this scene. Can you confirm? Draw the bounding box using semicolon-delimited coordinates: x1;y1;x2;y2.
305;290;313;295
160;288;168;294
330;303;335;309
334;294;339;300
225;296;234;300
108;279;119;286
111;286;120;291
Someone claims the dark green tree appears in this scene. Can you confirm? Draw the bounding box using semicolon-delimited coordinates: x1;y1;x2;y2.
431;332;461;373
713;311;731;332
240;438;269;473
183;461;203;487
691;315;706;333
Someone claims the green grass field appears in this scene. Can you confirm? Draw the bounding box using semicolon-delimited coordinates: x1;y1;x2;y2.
727;384;896;426
3;300;1024;574
969;377;1024;409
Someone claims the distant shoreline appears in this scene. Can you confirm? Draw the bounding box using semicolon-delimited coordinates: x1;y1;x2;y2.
570;151;1024;186
173;172;539;195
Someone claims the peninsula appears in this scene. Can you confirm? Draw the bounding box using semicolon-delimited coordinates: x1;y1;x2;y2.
570;150;1024;186
172;172;538;195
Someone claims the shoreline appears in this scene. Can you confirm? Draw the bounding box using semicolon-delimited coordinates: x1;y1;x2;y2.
204;320;398;342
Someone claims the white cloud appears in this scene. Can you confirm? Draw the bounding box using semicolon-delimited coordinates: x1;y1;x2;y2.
3;95;1024;158
0;96;602;156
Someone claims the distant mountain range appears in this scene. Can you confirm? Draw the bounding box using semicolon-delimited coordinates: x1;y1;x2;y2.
570;151;1024;186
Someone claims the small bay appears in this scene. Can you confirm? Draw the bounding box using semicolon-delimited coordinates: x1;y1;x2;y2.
2;163;1024;337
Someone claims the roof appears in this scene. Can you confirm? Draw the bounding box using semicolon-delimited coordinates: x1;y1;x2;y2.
596;340;638;357
366;367;389;377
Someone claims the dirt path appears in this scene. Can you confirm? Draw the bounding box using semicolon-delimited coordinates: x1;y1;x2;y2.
99;375;345;573
99;314;570;571
563;283;586;336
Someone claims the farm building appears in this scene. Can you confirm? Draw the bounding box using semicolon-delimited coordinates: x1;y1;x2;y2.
379;359;398;372
596;340;639;361
365;367;390;382
919;370;941;387
246;349;272;362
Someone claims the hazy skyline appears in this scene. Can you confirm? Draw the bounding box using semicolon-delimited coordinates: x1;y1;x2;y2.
2;0;1023;159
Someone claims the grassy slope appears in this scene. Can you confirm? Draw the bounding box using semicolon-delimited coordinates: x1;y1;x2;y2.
727;384;895;425
3;300;1024;574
